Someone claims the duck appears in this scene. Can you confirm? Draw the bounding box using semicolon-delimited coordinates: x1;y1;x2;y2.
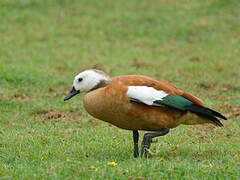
64;69;227;157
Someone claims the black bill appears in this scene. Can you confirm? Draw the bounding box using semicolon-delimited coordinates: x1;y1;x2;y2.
64;87;80;101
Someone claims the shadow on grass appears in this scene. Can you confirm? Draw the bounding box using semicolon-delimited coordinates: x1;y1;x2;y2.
84;143;223;162
153;147;223;162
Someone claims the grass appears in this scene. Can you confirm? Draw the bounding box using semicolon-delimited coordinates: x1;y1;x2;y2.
0;0;240;179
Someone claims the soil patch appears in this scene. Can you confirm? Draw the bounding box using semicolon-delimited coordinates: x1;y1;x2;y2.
131;58;152;69
225;105;240;119
40;110;82;125
45;110;66;120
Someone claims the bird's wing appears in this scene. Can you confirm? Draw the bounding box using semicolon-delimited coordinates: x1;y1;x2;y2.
126;85;193;110
125;85;226;126
112;75;204;107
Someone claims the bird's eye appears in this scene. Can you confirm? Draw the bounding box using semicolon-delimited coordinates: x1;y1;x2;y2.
78;78;83;82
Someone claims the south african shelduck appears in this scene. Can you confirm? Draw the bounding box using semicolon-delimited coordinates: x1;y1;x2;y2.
64;69;227;157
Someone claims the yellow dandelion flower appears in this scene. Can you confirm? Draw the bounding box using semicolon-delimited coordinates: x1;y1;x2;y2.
88;166;98;172
121;169;128;175
107;161;117;166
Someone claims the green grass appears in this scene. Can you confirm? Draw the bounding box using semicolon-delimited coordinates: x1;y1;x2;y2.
0;0;240;179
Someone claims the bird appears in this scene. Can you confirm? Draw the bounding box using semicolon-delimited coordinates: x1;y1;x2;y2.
64;69;227;158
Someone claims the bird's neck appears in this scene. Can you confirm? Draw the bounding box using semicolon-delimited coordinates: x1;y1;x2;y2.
89;79;112;92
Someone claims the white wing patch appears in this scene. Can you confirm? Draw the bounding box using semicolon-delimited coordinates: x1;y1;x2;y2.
126;86;168;105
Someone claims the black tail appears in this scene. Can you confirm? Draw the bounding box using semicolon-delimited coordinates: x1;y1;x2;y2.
185;104;227;127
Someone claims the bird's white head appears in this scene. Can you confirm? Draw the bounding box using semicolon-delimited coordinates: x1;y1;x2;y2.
64;69;111;101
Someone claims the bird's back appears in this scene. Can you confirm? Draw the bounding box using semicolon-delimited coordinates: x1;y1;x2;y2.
111;75;205;106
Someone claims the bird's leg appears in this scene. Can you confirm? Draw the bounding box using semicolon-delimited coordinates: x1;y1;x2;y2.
132;130;139;158
141;128;170;158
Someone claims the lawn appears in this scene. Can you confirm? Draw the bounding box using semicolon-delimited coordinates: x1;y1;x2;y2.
0;0;240;179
